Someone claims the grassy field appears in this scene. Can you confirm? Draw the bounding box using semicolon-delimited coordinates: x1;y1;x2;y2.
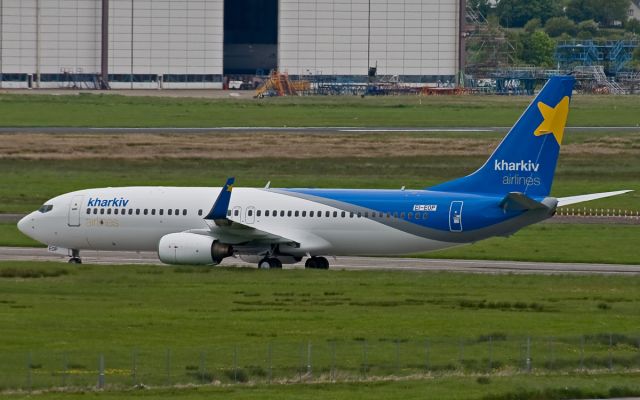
0;93;639;127
4;374;640;400
1;261;640;392
2;261;639;351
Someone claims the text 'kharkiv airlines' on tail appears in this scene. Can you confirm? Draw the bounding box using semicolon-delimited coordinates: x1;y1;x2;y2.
17;76;632;269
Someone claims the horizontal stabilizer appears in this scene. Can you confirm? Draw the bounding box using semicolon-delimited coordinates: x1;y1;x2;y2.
204;177;235;220
557;190;633;207
499;192;548;211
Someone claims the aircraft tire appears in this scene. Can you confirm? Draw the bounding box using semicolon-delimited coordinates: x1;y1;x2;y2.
68;257;82;264
259;259;272;269
316;257;330;269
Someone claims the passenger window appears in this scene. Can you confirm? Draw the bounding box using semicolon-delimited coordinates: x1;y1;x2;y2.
136;209;140;215
273;210;277;216
248;210;253;217
309;211;314;217
114;209;119;215
393;212;398;218
182;209;187;216
423;213;429;219
86;208;91;214
264;210;269;217
400;212;406;219
357;212;362;218
280;211;285;217
415;213;421;219
151;209;156;216
121;209;125;215
93;208;98;215
318;211;322;217
234;209;239;217
386;212;390;218
350;212;354;218
227;210;231;217
175;209;179;216
143;209;148;215
364;212;369;218
160;209;164;216
302;211;307;217
295;211;300;217
168;209;173;216
287;211;292;217
128;209;133;215
341;211;346;218
408;212;413;219
99;209;105;215
107;209;112;215
198;209;203;216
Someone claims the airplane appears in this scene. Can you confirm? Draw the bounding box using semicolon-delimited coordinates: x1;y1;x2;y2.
17;75;631;269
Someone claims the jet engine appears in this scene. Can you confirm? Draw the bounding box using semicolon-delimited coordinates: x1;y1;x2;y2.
158;232;233;265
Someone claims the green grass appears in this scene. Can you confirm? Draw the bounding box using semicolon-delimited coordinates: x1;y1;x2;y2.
3;374;640;400
0;93;639;127
426;224;640;264
2;262;639;351
1;262;640;391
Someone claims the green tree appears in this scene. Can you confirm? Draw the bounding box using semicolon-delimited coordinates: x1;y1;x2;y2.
519;31;556;67
626;18;640;34
567;0;631;26
496;0;561;27
524;18;542;33
544;17;578;37
577;19;600;38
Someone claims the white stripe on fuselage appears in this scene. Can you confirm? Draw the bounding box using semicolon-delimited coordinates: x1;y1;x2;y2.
26;187;456;256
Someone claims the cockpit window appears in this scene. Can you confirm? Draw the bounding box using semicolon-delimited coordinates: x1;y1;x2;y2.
38;204;54;213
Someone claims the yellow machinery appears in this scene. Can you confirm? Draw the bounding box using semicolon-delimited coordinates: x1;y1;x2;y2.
255;70;310;98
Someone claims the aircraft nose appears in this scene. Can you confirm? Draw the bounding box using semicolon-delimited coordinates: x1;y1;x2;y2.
17;214;35;237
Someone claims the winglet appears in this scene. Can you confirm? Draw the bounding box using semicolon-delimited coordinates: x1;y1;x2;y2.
204;177;235;220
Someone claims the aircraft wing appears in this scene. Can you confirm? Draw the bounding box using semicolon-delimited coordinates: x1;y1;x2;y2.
557;190;633;207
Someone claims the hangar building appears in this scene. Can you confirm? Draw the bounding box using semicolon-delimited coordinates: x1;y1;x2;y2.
0;0;463;89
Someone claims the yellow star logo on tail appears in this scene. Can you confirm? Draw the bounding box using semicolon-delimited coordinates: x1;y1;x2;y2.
226;184;233;192
534;96;570;145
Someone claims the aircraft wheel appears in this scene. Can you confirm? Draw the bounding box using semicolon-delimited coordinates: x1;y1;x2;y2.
259;258;282;269
316;257;329;270
68;257;82;264
305;257;329;270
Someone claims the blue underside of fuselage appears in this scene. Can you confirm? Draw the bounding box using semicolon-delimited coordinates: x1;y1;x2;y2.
282;188;527;233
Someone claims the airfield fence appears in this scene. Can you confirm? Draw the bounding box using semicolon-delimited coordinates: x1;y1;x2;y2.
1;334;640;392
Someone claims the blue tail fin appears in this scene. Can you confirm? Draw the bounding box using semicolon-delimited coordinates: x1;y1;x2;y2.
430;75;575;197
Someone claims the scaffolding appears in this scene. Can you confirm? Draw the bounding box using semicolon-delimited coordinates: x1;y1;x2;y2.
555;40;638;75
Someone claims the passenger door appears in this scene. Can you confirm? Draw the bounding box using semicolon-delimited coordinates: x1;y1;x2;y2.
68;195;83;227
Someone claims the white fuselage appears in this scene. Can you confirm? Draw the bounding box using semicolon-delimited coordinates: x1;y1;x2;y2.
18;186;456;257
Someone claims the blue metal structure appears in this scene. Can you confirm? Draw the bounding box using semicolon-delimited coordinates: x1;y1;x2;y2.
555;40;639;75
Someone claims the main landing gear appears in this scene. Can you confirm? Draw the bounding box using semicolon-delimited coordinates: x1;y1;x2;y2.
68;249;82;264
305;256;329;270
258;258;283;269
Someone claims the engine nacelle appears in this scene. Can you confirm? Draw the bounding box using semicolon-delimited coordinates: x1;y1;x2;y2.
158;232;233;265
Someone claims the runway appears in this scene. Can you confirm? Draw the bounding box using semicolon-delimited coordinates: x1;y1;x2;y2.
0;126;638;135
2;246;639;275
